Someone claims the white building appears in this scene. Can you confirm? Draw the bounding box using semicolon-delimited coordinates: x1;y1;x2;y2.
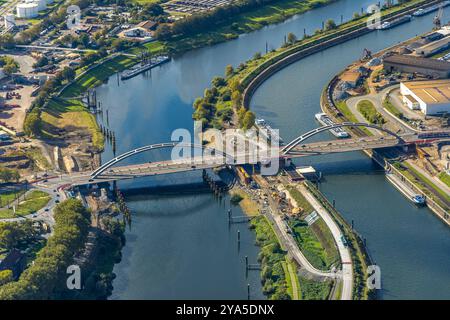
4;14;15;29
400;80;450;115
16;3;39;18
32;0;46;11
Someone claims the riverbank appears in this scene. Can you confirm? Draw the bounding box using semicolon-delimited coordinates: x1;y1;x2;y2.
319;38;450;227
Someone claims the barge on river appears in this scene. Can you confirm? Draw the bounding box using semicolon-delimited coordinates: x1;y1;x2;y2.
314;113;349;138
121;56;170;80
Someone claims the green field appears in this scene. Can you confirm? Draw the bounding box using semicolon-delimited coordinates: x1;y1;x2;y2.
0;190;51;219
289;218;339;271
438;172;450;188
251;215;293;300
41;98;104;150
403;162;450;204
61;55;137;98
0;189;26;208
357;100;385;125
298;276;332;300
335;101;373;136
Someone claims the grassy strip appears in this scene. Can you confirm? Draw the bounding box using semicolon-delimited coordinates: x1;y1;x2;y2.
285;185;339;271
41;98;104;151
285;185;314;214
357;100;385;125
298;276;332;300
335;101;373;136
438;172;450;188
0;190;51;219
0;189;26;208
60;55;138;98
250;215;291;300
304;181;373;300
289;218;338;271
402;162;450;204
383;98;403;118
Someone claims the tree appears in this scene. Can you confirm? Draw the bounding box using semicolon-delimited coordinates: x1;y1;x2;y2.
225;64;234;77
33;56;49;68
0;167;20;183
0;270;13;286
23;109;41;137
287;32;297;45
61;67;76;82
154;24;172;40
242;111;256;130
325;19;337;30
212;76;226;87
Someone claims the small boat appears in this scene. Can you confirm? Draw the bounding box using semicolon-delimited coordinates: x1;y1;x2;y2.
411;195;426;206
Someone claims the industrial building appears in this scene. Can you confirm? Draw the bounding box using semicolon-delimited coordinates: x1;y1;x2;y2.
415;35;450;57
16;2;39;18
400;80;450;115
383;54;450;79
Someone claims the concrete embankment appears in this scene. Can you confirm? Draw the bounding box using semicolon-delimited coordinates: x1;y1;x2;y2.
241;0;441;109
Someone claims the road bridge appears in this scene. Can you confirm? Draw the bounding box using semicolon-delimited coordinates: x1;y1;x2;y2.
34;124;450;189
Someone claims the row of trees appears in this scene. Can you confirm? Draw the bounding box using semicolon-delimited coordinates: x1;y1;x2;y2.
0;199;90;299
0;56;19;75
0;167;20;183
155;0;300;40
193;64;255;130
0;220;39;251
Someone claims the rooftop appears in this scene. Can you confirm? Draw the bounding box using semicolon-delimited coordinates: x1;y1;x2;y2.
402;79;450;104
384;54;450;71
340;71;360;83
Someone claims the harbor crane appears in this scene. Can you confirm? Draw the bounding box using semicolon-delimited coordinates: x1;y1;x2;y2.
361;48;372;61
434;4;444;29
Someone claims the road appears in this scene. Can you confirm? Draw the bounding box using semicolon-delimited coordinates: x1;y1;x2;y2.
297;184;353;300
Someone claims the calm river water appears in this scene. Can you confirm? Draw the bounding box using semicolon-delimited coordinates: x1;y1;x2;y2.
95;0;450;299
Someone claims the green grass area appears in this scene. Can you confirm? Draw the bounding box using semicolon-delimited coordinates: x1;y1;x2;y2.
335;101;373;136
285;185;314;214
41;98;104;150
128;41;166;56
304;181;373;300
250;215;291;300
298;276;332;300
61;55;137;98
289;218;339;271
0;190;51;219
402;162;450;204
438;172;450;188
383;97;403;118
0;189;26;208
357;100;385;125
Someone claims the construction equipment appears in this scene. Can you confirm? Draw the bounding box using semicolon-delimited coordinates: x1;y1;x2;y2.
433;4;444;29
362;48;372;61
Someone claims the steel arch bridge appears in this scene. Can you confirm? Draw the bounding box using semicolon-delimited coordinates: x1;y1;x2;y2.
281;122;404;155
91;122;404;179
91;142;234;179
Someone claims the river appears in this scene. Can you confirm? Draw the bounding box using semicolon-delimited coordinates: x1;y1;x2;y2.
96;0;450;299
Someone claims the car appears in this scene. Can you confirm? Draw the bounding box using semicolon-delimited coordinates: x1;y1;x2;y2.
191;165;196;169
44;208;49;212
55;200;60;204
